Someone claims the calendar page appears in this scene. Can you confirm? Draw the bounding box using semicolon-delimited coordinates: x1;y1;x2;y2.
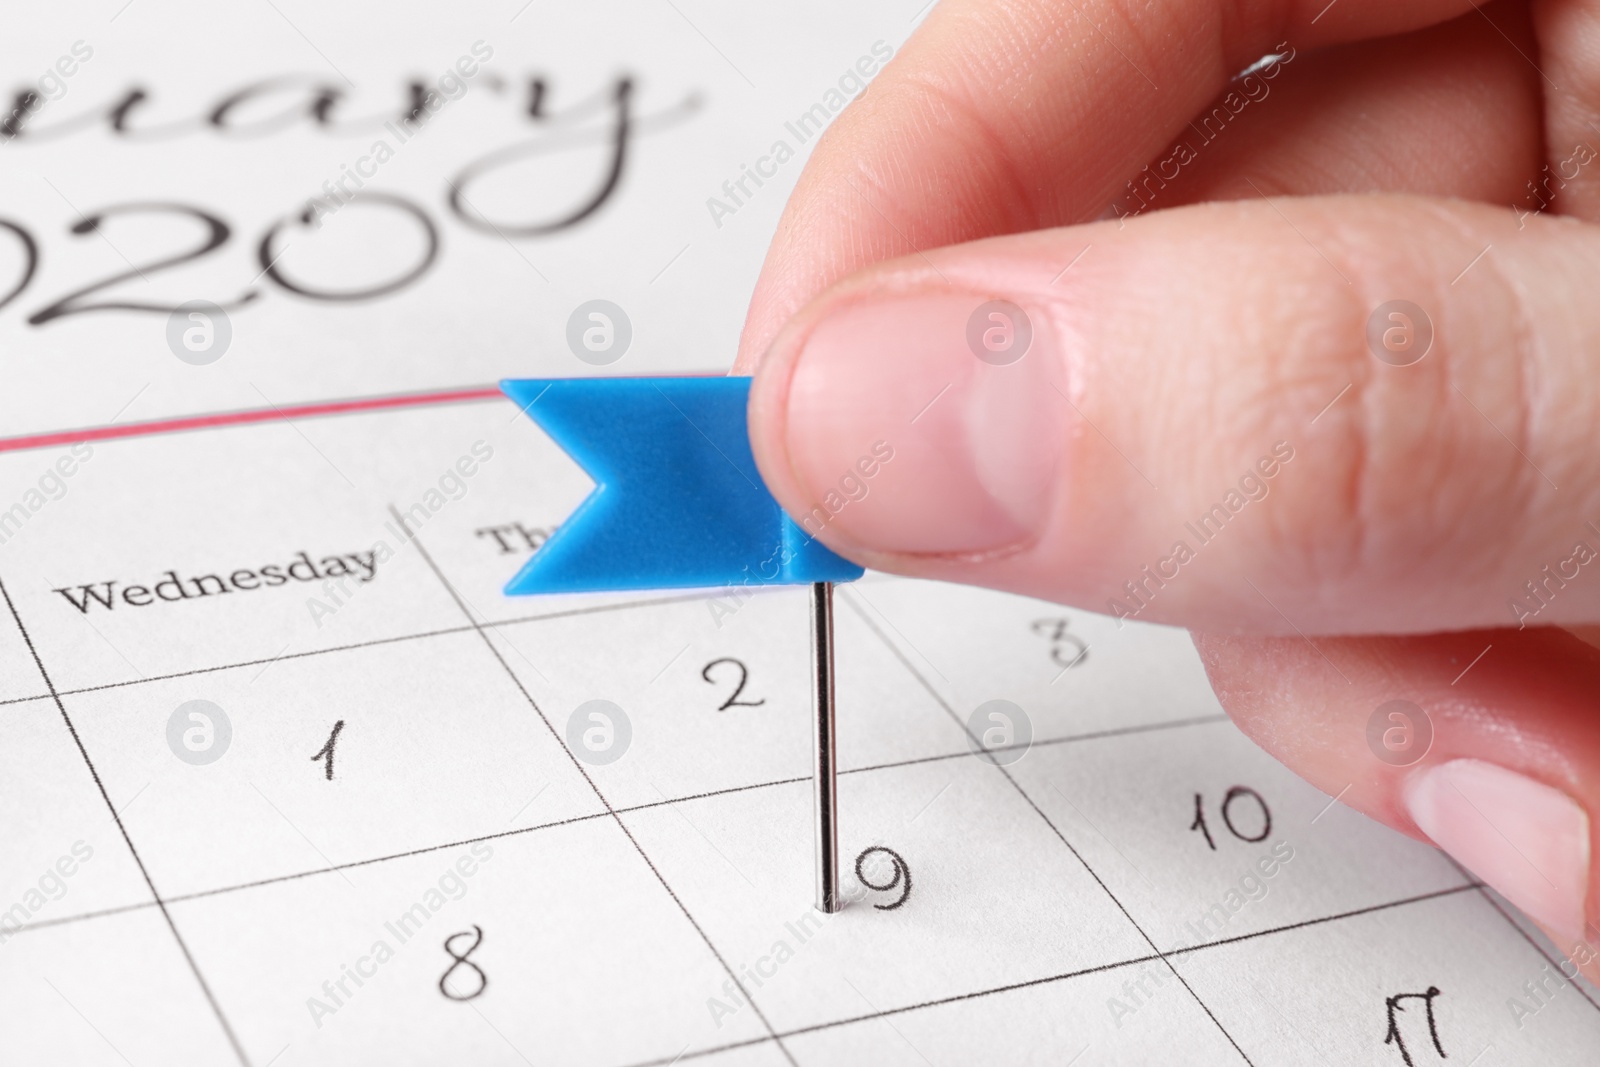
1;4;1597;1066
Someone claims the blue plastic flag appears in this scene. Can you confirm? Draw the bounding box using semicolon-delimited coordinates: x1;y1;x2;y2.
500;376;863;595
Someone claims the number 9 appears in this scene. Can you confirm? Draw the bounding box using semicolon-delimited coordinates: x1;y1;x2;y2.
855;846;912;911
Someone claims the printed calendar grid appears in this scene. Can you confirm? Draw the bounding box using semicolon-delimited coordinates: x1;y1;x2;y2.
614;885;1493;1067
835;591;1255;1063
3;392;1598;1067
0;568;1495;1067
3;711;1238;941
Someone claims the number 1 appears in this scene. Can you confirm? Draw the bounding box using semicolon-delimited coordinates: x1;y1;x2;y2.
311;719;345;781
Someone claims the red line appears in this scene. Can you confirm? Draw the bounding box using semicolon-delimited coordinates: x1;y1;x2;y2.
0;384;507;455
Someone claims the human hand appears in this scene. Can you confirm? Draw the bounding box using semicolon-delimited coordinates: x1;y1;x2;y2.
735;0;1600;980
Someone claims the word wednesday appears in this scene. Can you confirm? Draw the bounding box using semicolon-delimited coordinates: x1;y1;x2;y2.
53;550;379;613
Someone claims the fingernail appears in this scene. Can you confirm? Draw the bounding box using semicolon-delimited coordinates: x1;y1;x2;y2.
1405;759;1591;942
781;292;1064;556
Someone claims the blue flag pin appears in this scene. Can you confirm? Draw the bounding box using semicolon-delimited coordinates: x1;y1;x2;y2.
498;377;861;595
501;375;856;912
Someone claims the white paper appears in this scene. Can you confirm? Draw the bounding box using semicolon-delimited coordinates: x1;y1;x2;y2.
1;4;1597;1065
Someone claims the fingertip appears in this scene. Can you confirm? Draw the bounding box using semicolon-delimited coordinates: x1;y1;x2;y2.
748;271;1071;574
1404;758;1591;946
1197;629;1600;967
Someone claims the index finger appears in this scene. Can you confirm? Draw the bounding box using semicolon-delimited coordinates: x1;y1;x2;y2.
735;0;1476;366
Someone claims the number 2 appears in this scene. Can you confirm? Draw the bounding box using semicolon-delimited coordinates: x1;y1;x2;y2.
701;657;764;711
28;202;257;325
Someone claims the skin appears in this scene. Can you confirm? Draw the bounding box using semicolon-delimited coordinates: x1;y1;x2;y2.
735;0;1600;982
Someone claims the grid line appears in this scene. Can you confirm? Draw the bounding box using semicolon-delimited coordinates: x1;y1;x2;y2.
0;576;252;1067
393;505;799;1067
840;589;1257;1066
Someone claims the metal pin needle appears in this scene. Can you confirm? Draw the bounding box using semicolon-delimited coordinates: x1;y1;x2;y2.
810;580;841;913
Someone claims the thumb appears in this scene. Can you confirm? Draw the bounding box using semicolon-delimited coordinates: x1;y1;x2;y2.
746;193;1600;635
